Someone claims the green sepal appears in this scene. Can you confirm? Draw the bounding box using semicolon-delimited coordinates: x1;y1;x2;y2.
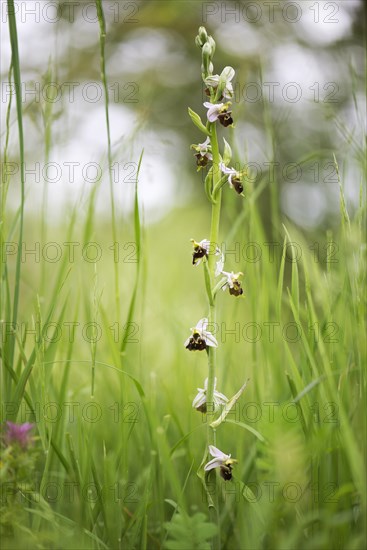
222;138;232;165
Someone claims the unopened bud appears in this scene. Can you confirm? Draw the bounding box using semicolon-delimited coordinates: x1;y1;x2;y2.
207;36;216;56
198;26;208;43
202;42;212;75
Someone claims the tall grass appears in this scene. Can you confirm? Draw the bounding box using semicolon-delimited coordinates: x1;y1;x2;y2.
1;3;366;550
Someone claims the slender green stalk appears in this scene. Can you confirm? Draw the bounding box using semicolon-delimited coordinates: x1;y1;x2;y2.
95;0;120;318
1;61;13;397
40;60;54;289
7;0;25;370
206;122;222;437
206;122;222;550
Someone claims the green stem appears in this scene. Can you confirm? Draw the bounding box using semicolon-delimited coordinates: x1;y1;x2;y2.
206;123;222;424
206;122;222;550
7;0;25;370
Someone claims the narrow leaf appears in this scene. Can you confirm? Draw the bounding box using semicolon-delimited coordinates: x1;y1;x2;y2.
188;107;211;136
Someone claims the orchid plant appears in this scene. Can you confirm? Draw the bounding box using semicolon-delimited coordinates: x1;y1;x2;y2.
186;27;249;507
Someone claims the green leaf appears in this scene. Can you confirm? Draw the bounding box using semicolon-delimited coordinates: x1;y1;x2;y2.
188;107;211;136
276;235;287;320
120;149;144;354
210;379;249;428
204;167;216;204
283;225;299;315
224;419;266;443
164;512;218;550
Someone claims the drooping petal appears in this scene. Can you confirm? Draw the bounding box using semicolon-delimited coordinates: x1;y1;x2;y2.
200;136;211;148
207;107;219;122
192;390;206;409
219;162;229;174
204;457;224;471
214;390;229;404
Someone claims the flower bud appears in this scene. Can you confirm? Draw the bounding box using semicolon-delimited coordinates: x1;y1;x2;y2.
207;36;216;56
195;36;203;48
201;42;212;76
198;26;208;43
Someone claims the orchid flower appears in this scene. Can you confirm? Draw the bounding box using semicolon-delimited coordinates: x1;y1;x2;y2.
219;162;244;194
192;377;228;413
204;445;237;480
205;66;235;100
221;271;244;296
203;101;233;127
185;318;218;351
191;137;213;169
191;239;221;266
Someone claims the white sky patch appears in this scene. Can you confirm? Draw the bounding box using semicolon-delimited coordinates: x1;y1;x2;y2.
295;0;359;46
109;28;187;76
215;21;263;57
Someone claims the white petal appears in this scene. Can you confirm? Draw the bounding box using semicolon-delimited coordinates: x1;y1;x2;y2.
204;378;209;390
214;390;228;404
221;271;234;288
219;162;229;174
205;74;220;87
192;391;206;409
184;336;191;347
199;239;211;251
221;66;235;80
200;137;211;148
204;457;223;471
207;108;219;122
196;318;208;331
215;255;224;277
223;83;234;99
204;103;224;123
208;445;228;460
204;333;218;348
